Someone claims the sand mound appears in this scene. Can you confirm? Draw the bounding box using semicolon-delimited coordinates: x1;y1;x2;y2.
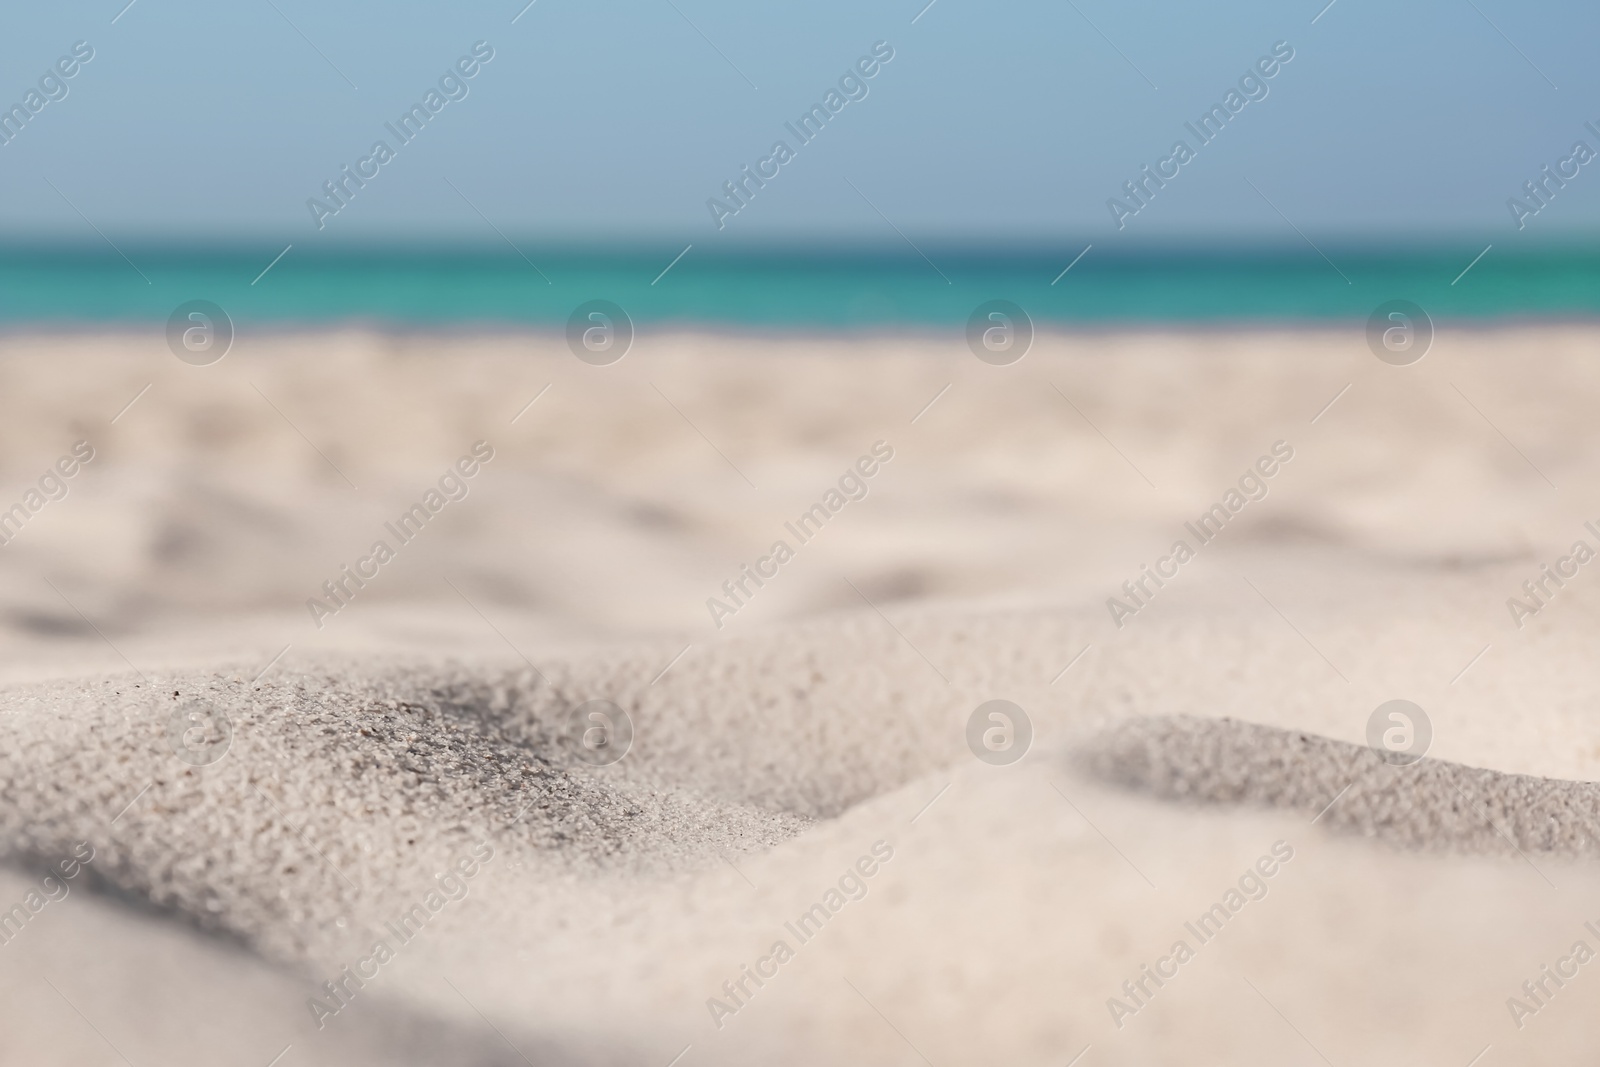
11;625;1600;1065
1079;714;1600;857
0;658;809;966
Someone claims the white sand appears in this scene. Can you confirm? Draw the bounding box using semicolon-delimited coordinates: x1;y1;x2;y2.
1;326;1598;1064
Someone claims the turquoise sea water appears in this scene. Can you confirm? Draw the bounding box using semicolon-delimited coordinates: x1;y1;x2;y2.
1;244;1596;326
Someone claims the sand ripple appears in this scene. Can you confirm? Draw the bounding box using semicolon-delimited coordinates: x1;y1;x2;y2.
1079;715;1600;858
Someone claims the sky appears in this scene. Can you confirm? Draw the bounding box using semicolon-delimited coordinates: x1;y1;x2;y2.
1;0;1597;248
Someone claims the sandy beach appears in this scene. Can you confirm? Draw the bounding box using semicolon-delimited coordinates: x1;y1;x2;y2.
2;325;1599;1065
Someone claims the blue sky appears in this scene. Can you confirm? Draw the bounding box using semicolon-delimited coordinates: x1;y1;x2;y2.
1;0;1596;245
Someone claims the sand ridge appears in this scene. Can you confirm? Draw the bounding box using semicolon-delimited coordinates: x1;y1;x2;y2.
1080;714;1600;858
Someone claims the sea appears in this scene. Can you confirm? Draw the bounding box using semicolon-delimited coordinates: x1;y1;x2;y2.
0;243;1595;327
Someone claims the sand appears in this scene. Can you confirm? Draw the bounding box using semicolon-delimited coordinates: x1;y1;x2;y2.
2;325;1600;1064
1079;714;1600;858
